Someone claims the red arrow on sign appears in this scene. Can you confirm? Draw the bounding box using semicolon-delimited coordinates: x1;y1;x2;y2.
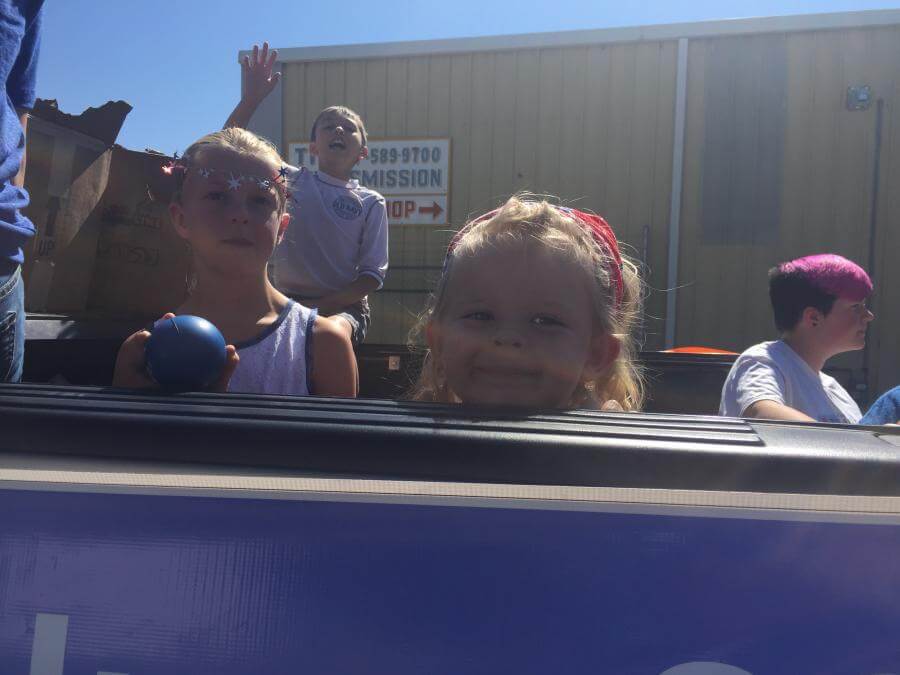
419;201;443;219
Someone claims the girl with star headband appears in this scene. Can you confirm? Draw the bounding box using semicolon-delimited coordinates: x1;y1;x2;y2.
407;194;644;411
113;127;358;397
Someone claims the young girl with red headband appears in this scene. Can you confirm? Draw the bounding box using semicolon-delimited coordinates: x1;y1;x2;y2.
409;195;643;410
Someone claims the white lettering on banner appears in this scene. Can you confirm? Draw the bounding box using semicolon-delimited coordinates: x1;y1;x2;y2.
287;138;451;224
29;613;68;675
660;664;753;675
29;611;898;675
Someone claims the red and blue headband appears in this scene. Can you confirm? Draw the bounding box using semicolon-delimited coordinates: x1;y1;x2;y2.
445;205;625;308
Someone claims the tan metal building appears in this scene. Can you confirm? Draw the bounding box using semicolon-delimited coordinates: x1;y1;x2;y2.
246;9;900;401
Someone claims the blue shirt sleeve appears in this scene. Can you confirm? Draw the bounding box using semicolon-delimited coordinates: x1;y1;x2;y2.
6;2;44;110
860;386;900;425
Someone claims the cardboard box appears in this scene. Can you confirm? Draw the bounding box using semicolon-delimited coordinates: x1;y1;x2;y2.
21;100;190;317
87;147;190;315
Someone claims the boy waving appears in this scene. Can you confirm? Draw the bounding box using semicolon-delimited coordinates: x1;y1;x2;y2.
225;43;388;345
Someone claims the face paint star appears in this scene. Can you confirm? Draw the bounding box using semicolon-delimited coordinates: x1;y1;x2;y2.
198;167;212;179
278;166;289;180
227;174;243;190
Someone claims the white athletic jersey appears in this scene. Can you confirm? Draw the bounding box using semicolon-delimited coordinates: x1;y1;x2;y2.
227;301;316;396
272;167;388;298
719;340;862;424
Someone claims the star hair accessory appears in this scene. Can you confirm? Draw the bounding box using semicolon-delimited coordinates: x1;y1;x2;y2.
160;160;294;200
161;152;185;176
226;173;243;191
445;205;625;308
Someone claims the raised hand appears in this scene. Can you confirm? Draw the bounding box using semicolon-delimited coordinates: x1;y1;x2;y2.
241;42;281;106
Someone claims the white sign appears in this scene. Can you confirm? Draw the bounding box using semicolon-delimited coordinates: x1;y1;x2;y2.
385;196;447;224
287;138;450;225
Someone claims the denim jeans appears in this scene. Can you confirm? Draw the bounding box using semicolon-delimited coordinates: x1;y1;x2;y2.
0;262;24;383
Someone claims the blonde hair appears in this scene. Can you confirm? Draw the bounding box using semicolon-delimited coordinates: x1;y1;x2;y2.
175;127;288;211
408;195;644;410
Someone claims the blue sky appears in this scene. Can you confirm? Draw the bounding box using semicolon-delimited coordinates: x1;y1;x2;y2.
37;1;900;153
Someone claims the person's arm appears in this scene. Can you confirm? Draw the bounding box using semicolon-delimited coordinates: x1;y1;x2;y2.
317;197;389;315
224;42;280;129
743;399;816;422
9;5;44;187
13;110;27;187
315;276;380;317
310;316;358;397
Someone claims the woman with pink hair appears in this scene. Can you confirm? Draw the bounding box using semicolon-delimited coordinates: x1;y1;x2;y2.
719;254;873;423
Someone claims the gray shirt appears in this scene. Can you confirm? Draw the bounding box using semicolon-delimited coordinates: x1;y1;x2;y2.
273;167;389;298
719;340;862;424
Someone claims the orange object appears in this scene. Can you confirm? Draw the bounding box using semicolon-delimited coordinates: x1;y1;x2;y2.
664;346;738;355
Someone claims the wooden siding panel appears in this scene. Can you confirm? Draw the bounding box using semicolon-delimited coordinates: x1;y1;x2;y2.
385;58;409;137
448;53;473;226
468;52;496;212
603;44;636;237
624;42;662;254
582;45;612;224
781;33;815;263
512;50;540;195
425;55;453;282
860;27;900;396
491;51;518;202
364;59;388;139
303;62;327;144
400;57;432;341
323;61;346;108
559;47;587;202
343;60;367;115
674;39;707;346
536;48;564;199
645;40;678;349
282;62;305;150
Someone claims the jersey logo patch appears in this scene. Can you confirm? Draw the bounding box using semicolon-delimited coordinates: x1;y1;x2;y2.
332;195;363;220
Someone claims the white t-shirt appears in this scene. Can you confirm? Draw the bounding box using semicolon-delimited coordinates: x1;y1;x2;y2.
272;167;389;298
719;340;862;424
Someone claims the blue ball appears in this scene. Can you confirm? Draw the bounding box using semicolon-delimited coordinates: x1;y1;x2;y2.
145;315;227;392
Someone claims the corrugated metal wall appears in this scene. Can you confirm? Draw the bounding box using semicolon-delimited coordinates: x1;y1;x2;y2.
676;25;900;398
279;21;900;399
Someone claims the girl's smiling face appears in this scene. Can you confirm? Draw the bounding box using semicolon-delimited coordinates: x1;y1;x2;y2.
426;242;618;409
169;146;289;277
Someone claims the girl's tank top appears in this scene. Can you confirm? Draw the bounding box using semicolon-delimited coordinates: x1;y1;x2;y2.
227;301;317;396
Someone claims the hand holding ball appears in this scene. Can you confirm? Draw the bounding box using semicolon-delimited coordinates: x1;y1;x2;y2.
145;315;227;392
